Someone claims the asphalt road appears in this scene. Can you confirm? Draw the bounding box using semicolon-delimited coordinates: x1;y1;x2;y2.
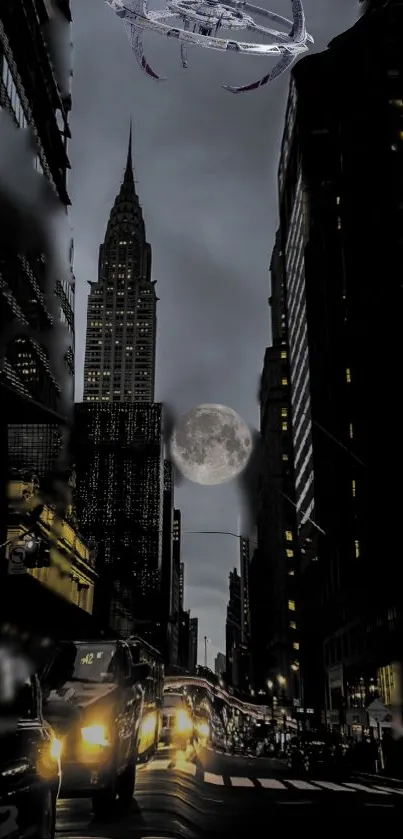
56;743;403;839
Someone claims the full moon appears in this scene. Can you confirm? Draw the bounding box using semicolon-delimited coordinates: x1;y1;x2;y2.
170;404;252;486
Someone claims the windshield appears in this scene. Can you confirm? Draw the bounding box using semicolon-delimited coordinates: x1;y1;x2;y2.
163;693;185;708
72;644;116;684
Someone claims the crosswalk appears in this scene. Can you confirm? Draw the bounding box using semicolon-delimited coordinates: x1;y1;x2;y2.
140;758;403;798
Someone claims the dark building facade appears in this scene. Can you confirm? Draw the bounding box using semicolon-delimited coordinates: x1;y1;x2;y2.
189;617;198;671
226;568;242;688
170;508;181;665
161;461;174;664
239;536;252;694
0;0;74;537
179;561;184;610
178;609;191;671
250;231;301;704
74;402;164;641
277;0;403;719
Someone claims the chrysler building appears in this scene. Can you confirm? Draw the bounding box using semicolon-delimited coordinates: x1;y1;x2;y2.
83;126;157;403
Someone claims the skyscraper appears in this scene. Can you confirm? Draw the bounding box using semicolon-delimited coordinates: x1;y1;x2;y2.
189;617;198;671
161;460;174;662
75;126;164;642
238;536;252;693
1;0;74;494
170;508;182;665
277;0;403;715
226;568;242;688
179;561;184;611
250;231;300;701
74;401;163;639
83;127;156;404
239;537;251;645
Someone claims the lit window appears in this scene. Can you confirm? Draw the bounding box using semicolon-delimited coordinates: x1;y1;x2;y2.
288;599;296;611
355;540;360;558
285;531;293;542
282;422;288;431
346;368;351;383
352;479;356;497
349;423;354;439
282;377;288;386
293;642;300;651
281;351;287;359
281;408;288;417
290;621;297;630
286;549;294;558
288;570;295;576
282;453;289;461
336;196;340;205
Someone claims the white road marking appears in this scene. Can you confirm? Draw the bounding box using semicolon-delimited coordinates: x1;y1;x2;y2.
364;803;395;808
288;779;322;791
204;772;224;785
344;783;390;794
257;778;287;790
313;781;355;792
176;761;196;776
373;786;403;796
230;777;254;787
147;759;172;770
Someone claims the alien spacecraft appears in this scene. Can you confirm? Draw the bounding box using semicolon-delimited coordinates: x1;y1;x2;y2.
104;0;313;93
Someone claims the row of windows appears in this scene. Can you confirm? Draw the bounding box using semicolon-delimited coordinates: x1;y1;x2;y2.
2;56;43;175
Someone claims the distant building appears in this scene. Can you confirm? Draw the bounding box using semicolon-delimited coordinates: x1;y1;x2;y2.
178;609;191;670
161;461;174;663
250;230;300;702
83;127;156;404
74;126;165;646
239;536;252;693
74;402;164;642
215;652;226;677
170;508;181;665
179;561;184;610
225;568;242;688
189;617;198;671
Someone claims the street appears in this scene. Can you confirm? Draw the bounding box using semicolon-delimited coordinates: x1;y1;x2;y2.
56;744;403;838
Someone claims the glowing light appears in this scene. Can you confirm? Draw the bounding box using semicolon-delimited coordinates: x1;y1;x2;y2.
81;724;110;747
50;737;63;760
176;710;193;733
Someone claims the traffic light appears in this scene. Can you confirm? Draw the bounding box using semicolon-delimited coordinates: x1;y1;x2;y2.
22;538;51;568
37;541;51;567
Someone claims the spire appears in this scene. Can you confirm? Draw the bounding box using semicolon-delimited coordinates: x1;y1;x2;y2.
103;122;144;243
124;119;133;182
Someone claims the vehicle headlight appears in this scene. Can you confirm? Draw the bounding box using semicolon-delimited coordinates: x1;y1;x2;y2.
197;723;210;738
50;737;63;760
176;710;192;733
141;713;157;738
81;724;110;747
